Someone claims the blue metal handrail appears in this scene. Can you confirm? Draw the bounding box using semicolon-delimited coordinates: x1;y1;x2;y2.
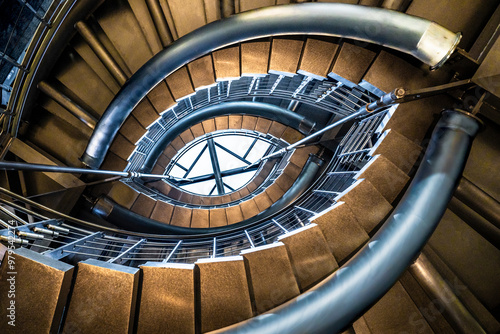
213;109;481;334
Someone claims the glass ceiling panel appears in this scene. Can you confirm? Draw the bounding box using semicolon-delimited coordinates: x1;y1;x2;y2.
166;131;276;196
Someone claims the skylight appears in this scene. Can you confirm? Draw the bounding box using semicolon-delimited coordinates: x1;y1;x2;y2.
166;132;275;196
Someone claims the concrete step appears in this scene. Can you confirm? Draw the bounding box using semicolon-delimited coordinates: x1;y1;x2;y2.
356;154;410;203
241;242;300;315
137;262;196;333
195;256;253;332
0;248;74;334
311;201;369;262
336;179;393;234
62;259;140;333
277;223;338;291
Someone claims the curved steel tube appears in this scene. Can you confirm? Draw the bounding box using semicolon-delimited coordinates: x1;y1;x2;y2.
81;3;460;169
142;101;315;172
92;155;322;236
212;109;481;334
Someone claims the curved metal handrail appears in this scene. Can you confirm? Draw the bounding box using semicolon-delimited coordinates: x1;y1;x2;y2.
212;109;481;334
141;101;316;172
81;3;460;169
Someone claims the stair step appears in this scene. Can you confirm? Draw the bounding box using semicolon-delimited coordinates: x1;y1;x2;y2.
188;54;216;89
131;193;157;217
330;41;377;87
269;38;304;76
226;205;244;225
215;116;230;131
100;151;129;172
209;208;228;227
253;191;273;211
311;201;369;262
137;263;196;333
107;182;140;209
362;281;434;334
150;200;175;224
370;129;423;175
289;145;319;166
363;50;448;93
278;223;338;291
170;206;192;227
119;115;146;144
399;270;455;334
356;154;410;203
213;46;241;80
160;0;207;39
166;66;195;100
240;198;261;220
97;0;154;73
191;208;210;228
241;40;271;76
71;34;121;93
147;80;176;114
62;259;140;333
281;126;304;144
9;138;85;189
298;38;339;79
132;99;161;128
0;248;74;334
196;256;253;332
336;179;392;233
109;133;135;161
381;96;453;143
241;242;300;315
53;51;114;118
128;0;163;55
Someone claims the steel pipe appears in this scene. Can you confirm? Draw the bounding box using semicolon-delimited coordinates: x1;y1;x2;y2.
38;81;97;129
92;155;322;236
81;3;460;169
212;109;481;334
455;177;500;230
0;161;185;181
75;21;128;85
409;253;485;334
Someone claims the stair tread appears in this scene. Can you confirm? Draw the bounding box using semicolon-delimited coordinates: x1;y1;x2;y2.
62;259;140;333
241;40;271;75
209;208;228;227
371;129;423;175
187;54;216;89
137;263;196;333
298;38;339;79
108;181;140;209
213;46;241;80
362;281;434;334
269;38;304;76
150;200;175;224
196;257;253;332
337;179;392;233
131;193;157;217
357;154;410;203
331;41;377;86
241;242;300;314
166;66;195;100
312;202;369;262
191;208;210;228
96;0;153;73
0;248;74;334
278;224;339;291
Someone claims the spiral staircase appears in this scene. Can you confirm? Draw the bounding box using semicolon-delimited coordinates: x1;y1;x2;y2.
0;1;499;333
